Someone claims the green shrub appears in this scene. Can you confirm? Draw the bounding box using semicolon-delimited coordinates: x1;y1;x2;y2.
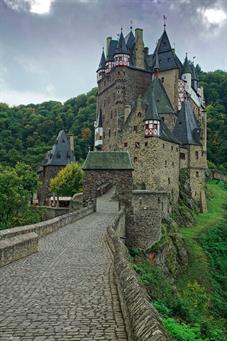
162;318;208;341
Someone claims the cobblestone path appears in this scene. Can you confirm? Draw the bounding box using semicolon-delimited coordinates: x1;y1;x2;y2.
0;191;128;341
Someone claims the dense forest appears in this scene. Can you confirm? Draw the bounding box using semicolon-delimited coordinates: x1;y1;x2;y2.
0;70;226;170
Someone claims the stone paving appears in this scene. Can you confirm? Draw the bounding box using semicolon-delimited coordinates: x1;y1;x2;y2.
0;190;128;341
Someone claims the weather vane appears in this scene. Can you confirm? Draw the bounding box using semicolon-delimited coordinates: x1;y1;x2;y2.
163;15;167;30
130;20;133;30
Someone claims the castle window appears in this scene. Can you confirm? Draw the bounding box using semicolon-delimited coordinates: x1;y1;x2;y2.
124;142;128;147
57;152;61;159
176;147;178;152
162;117;165;122
163;144;165;149
165;160;167;167
145;141;148;147
153;124;158;129
196;171;199;177
168;177;171;185
172;162;174;167
138;112;142;117
135;142;140;148
171;146;173;151
161;77;164;83
134;125;138;132
195;151;199;159
103;132;105;139
180;153;185;160
134;157;138;162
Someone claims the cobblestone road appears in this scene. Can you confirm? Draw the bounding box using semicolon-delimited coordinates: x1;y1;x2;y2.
0;191;128;341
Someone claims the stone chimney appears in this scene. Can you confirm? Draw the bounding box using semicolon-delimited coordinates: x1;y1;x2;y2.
106;36;112;56
135;28;145;69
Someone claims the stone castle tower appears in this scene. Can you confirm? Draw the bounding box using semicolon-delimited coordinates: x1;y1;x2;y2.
94;26;207;211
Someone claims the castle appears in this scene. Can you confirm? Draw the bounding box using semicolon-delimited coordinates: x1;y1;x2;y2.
94;25;207;212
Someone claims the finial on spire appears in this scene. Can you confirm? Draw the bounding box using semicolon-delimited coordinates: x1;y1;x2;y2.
186;52;188;57
121;26;123;32
163;15;167;30
130;20;133;31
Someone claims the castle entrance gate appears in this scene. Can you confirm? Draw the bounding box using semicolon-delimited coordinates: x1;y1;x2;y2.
82;151;134;211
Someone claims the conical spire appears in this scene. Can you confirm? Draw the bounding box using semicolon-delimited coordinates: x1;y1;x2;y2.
144;91;160;121
191;63;198;81
182;54;191;74
97;49;106;71
97;109;103;127
115;31;129;55
154;51;160;72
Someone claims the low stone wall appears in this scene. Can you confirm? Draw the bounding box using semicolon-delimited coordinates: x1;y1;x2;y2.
0;205;94;268
210;170;227;182
36;206;70;220
107;211;171;341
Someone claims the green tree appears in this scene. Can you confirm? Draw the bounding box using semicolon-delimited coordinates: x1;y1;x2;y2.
50;163;83;196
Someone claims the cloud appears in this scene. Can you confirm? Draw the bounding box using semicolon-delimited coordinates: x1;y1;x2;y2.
198;7;227;26
3;0;55;15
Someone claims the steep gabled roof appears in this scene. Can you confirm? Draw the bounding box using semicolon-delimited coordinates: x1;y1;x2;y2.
41;130;75;166
97;50;106;71
148;29;182;71
173;100;201;145
191;63;198;81
145;78;175;114
160;120;180;144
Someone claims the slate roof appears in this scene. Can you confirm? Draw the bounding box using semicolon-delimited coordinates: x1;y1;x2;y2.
115;31;129;55
106;40;118;61
145;78;175;114
82;151;134;170
97;109;103;127
125;30;135;50
41;130;75;166
144;91;160;121
182;55;191;74
173;100;201;145
97;50;106;71
147;30;182;71
160;121;180;144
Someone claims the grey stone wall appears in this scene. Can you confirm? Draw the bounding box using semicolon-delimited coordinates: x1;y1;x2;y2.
106;210;171;341
127;190;168;250
0;205;94;267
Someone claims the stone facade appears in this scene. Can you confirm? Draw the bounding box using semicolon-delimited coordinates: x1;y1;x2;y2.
126;190;168;249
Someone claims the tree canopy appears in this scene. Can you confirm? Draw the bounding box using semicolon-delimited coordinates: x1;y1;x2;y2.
50;162;83;196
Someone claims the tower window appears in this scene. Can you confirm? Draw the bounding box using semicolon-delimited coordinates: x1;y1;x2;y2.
108;129;111;137
145;141;148;147
161;77;164;83
165;160;167;167
138;112;142;117
124;142;128;147
168;177;171;184
162;117;165;122
195;151;199;159
135;142;140;148
172;162;174;167
134;157;138;162
163;144;165;149
171;146;173;151
196;171;199;177
134;125;138;132
180;153;185;160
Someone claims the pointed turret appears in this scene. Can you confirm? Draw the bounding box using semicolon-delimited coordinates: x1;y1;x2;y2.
181;54;192;94
153;51;160;78
191;63;198;91
97;49;106;81
173;99;200;145
97;50;106;71
94;110;103;150
182;54;191;74
114;30;130;67
144;91;161;138
125;29;135;50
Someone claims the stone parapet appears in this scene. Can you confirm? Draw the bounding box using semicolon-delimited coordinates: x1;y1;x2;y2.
107;210;171;341
0;204;94;268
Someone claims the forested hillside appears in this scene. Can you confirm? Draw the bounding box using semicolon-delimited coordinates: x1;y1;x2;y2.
0;70;226;170
0;88;96;168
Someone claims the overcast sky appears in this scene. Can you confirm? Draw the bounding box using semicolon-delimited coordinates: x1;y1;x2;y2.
0;0;226;105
